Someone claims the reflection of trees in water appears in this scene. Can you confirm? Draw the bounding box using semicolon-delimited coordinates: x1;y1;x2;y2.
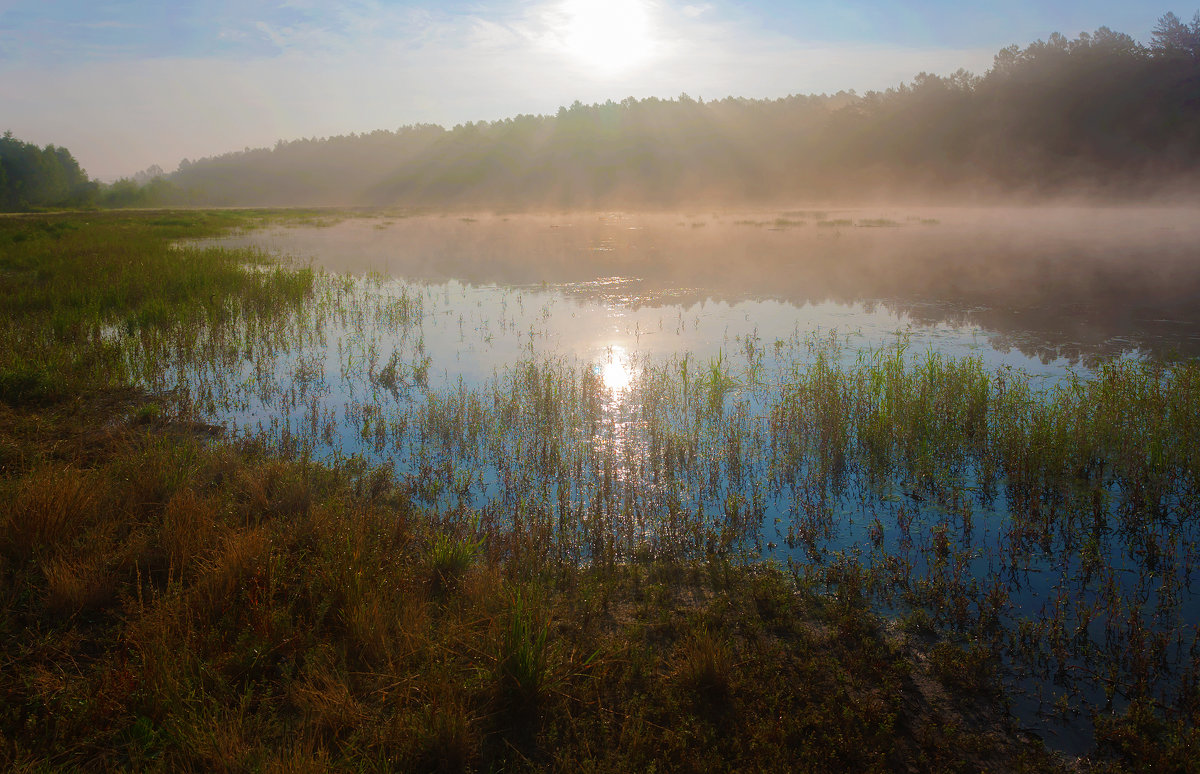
230;209;1200;363
897;302;1200;366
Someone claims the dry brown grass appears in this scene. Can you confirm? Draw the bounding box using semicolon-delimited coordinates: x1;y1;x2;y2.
193;526;271;620
123;589;199;713
159;487;220;578
290;661;368;739
172;707;256;773
343;589;395;667
116;440;191;515
42;553;116;614
410;690;478;773
672;625;733;699
1;465;104;558
258;741;333;774
235;460;312;523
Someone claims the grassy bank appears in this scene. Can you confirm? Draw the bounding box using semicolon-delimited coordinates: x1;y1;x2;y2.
0;418;1054;771
0;211;1191;770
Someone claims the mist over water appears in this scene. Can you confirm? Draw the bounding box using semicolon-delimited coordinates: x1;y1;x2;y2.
219;206;1200;368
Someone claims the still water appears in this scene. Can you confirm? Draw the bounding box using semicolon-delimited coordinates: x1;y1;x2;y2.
194;207;1200;753
219;207;1200;373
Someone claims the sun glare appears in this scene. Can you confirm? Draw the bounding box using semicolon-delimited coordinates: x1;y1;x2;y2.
601;348;632;393
561;0;655;74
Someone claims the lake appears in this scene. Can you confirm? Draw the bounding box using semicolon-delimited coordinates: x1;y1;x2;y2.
182;206;1200;753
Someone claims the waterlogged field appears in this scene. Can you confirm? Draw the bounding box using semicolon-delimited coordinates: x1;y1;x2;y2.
2;208;1199;767
189;208;1200;751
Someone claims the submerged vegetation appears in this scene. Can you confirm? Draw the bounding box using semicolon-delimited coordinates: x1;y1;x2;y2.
1;210;1198;770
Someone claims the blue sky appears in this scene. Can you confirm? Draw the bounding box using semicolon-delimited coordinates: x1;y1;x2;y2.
0;1;1168;179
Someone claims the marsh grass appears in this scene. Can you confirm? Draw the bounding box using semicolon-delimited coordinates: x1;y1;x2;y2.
495;587;552;706
1;466;104;558
0;210;1194;770
428;529;482;594
673;625;733;700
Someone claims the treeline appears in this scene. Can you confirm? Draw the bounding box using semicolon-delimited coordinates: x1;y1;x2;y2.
154;13;1200;207
0;134;184;212
0;133;97;210
12;13;1200;210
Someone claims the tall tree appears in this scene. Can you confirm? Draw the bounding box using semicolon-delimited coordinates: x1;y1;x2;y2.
0;134;95;210
1151;11;1200;57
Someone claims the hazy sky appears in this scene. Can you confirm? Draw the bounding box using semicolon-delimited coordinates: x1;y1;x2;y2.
0;1;1164;180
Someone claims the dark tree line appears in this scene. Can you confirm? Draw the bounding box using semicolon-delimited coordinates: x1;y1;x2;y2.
154;13;1200;207
0;134;184;212
0;132;97;210
10;12;1200;210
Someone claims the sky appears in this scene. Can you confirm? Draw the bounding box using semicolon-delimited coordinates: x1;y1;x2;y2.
0;1;1166;180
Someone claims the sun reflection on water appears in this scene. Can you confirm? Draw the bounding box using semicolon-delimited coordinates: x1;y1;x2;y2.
600;346;631;393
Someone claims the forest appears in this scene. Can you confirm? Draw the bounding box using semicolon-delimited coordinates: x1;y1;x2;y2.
0;133;96;211
156;13;1200;207
4;12;1200;210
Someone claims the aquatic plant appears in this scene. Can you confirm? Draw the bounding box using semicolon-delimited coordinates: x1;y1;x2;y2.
2;209;1196;768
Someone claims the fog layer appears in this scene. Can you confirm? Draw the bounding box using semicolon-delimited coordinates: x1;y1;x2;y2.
144;17;1200;208
221;207;1200;365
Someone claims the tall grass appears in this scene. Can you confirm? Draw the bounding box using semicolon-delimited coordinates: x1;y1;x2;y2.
1;210;1195;768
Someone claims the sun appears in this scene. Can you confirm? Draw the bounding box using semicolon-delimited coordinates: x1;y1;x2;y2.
560;0;655;75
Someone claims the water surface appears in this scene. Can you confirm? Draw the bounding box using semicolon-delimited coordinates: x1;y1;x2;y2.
221;206;1200;367
192;207;1200;754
